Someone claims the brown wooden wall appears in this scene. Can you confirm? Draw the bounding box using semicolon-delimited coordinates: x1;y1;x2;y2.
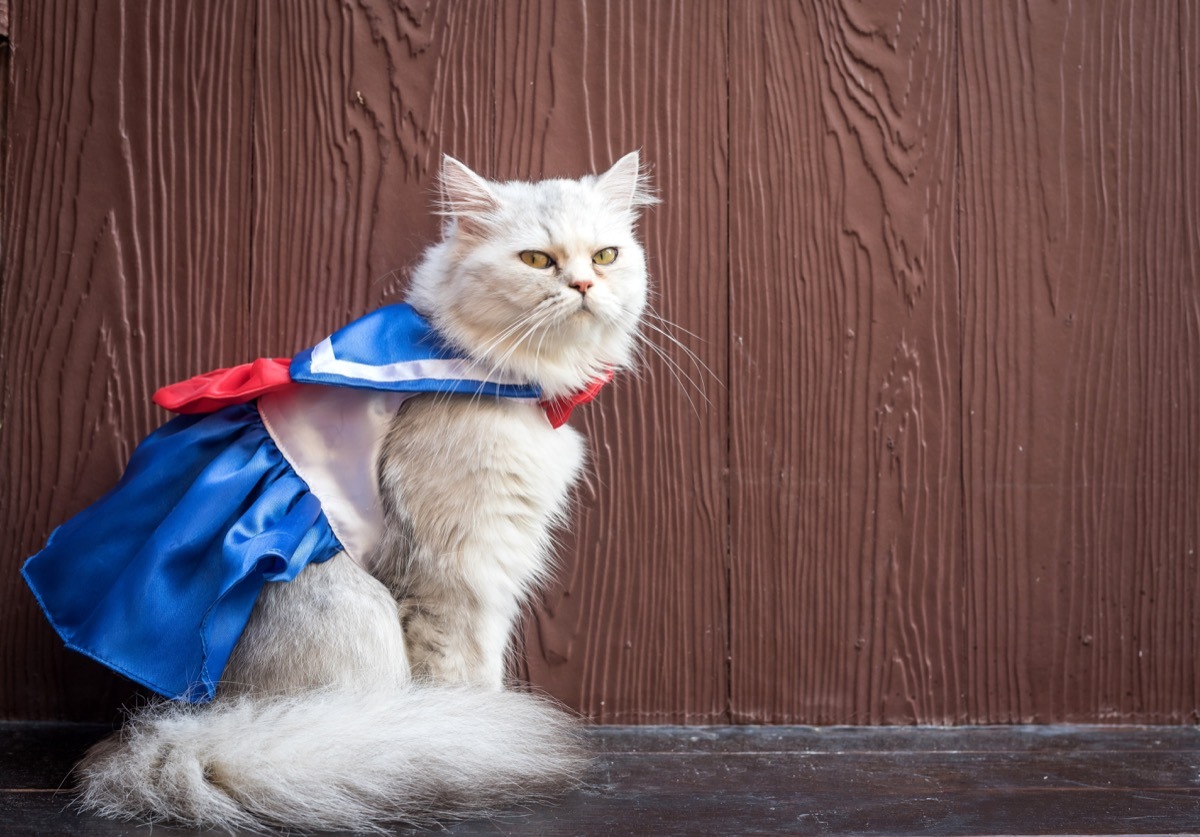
1;1;1196;725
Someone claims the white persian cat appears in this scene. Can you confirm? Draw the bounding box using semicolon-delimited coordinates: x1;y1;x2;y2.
75;152;655;831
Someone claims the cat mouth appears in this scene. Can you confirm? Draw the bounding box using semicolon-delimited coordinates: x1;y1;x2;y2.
558;293;605;324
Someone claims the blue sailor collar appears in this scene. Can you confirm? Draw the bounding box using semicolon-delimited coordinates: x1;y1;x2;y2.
290;304;541;400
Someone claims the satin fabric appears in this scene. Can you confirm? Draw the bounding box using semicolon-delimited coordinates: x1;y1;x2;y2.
290;303;542;399
540;369;614;428
257;385;414;567
22;404;341;702
153;357;294;414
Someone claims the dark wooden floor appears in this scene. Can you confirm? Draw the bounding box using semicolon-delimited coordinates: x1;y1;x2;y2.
2;723;1198;835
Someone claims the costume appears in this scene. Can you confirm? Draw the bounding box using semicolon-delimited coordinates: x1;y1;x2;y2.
23;304;606;703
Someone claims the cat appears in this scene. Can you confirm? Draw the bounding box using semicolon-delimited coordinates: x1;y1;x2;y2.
61;152;656;831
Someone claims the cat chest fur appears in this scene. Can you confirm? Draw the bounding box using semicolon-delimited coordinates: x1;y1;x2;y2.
373;394;586;591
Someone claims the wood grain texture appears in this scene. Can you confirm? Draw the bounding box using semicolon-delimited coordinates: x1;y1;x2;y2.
1187;0;1200;314
495;0;729;723
959;1;1199;723
0;0;257;720
251;0;496;353
728;0;962;723
2;0;1198;725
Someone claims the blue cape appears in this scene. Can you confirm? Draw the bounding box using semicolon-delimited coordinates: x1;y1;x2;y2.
22;304;540;702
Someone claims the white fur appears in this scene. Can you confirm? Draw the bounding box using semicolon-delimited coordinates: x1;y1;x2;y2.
76;154;653;832
77;685;586;832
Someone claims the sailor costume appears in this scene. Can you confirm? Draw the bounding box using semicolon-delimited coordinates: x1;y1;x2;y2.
22;304;607;703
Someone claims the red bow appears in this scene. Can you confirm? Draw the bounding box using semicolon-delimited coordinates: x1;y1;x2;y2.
540;369;614;428
154;358;295;414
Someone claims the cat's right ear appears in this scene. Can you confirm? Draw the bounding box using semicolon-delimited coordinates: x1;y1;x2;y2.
438;156;499;235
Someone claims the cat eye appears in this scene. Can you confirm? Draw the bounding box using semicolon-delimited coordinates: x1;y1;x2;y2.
592;247;618;266
519;250;555;269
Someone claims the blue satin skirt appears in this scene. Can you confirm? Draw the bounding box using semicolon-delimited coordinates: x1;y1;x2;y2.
22;403;342;702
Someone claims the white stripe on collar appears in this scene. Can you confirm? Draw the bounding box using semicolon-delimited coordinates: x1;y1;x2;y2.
308;336;530;388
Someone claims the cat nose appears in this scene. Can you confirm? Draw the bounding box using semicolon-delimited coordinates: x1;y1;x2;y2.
569;277;594;295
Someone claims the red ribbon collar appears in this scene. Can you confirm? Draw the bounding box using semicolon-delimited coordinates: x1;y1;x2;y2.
539;369;614;429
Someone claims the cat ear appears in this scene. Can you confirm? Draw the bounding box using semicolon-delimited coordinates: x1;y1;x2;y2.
438;155;499;233
597;150;658;214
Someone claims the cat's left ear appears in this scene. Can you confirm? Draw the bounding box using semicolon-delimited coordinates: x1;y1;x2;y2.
438;155;500;234
597;151;658;214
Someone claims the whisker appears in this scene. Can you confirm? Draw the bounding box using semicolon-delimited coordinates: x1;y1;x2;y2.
489;307;560;388
471;301;556;364
636;333;709;417
643;308;708;344
638;306;720;388
495;305;560;363
640;315;723;389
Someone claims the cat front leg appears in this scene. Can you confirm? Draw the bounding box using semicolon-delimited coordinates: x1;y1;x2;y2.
396;558;525;688
372;396;585;688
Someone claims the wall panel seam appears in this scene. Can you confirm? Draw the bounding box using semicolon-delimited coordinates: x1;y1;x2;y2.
722;0;733;726
953;0;968;725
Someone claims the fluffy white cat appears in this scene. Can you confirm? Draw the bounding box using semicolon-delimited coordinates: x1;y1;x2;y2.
75;152;655;831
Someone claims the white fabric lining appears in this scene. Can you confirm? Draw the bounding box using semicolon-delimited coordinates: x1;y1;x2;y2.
258;385;413;569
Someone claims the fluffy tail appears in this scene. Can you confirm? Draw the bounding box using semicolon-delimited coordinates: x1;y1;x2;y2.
75;685;587;832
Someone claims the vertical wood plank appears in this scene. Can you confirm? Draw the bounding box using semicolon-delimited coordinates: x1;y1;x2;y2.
496;0;730;723
251;0;496;353
729;0;962;724
0;0;256;719
1183;0;1200;719
959;1;1198;722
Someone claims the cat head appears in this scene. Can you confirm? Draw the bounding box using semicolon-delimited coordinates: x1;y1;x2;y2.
406;153;655;399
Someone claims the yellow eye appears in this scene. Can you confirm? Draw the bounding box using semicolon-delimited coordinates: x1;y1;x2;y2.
592;247;618;266
519;250;554;269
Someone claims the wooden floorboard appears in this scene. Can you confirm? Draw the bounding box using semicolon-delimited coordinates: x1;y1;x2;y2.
2;723;1198;835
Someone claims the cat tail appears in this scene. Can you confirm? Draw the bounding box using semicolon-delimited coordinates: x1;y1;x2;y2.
73;684;587;833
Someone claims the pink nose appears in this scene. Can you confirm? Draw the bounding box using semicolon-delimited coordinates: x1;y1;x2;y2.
570;278;594;295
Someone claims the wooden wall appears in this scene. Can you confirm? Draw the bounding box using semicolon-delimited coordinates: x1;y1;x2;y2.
1;0;1196;725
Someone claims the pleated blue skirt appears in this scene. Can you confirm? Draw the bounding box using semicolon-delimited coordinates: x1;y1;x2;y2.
22;403;342;702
